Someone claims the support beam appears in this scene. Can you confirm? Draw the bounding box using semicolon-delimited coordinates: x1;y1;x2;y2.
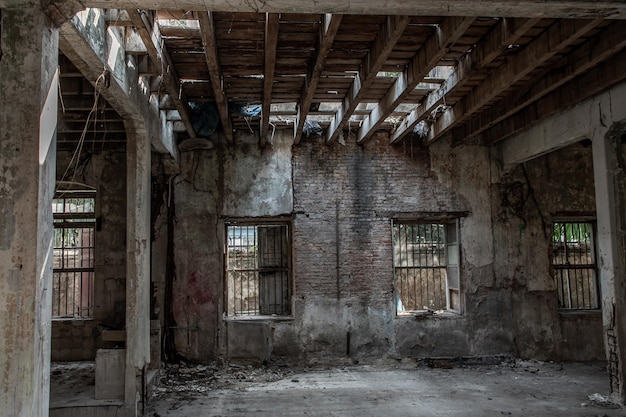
486;47;626;146
59;9;176;158
427;18;601;143
294;14;342;144
124;119;152;415
593;122;626;405
498;79;626;171
0;8;58;417
390;17;539;144
127;9;197;139
326;15;410;145
16;0;626;19
459;20;626;142
261;13;280;147
197;10;234;142
357;16;474;145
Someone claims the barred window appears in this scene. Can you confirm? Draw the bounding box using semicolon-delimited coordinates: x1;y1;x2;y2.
52;191;96;319
552;221;598;310
226;222;291;317
393;221;460;314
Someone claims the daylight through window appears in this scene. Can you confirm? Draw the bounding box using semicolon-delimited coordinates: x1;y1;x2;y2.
552;221;598;310
52;191;96;319
226;223;291;317
393;221;460;314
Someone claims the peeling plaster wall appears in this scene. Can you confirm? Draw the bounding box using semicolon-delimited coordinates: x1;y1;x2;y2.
493;142;603;360
51;149;127;361
164;128;603;364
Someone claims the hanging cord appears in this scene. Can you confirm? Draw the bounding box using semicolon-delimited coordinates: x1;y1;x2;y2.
57;68;107;196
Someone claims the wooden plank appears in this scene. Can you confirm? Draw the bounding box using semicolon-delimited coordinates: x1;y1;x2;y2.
77;1;626;19
427;18;602;143
261;13;280;146
390;17;539;144
356;16;475;144
326;15;411;144
197;10;234;142
127;9;197;139
293;14;342;144
483;47;626;144
460;20;626;141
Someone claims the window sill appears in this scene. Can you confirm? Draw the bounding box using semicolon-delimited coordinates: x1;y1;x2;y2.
52;317;94;321
558;309;601;316
396;310;462;320
223;315;294;322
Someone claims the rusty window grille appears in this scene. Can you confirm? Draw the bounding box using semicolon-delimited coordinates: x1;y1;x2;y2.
393;221;460;314
52;191;96;319
226;223;291;317
552;221;598;310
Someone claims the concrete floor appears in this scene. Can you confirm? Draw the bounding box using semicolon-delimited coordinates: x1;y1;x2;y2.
146;360;626;417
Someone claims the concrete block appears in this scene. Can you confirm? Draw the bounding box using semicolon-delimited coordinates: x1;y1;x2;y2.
95;349;125;399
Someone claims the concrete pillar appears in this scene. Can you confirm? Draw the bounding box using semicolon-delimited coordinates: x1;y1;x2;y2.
0;7;58;417
124;122;152;415
592;123;626;403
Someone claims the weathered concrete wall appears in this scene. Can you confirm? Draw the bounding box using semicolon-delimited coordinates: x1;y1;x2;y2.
0;8;58;417
51;149;127;361
163;126;603;364
494;142;604;360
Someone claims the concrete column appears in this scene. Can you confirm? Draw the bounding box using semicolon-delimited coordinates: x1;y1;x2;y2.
0;8;58;417
124;123;152;415
592;123;626;403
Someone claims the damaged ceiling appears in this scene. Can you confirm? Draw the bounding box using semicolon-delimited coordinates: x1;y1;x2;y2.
55;4;626;150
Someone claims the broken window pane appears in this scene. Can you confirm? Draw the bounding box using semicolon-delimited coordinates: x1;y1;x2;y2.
226;223;291;317
393;221;460;314
52;192;96;319
552;221;598;310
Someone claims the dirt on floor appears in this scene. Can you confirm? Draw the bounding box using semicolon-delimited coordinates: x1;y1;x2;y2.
145;359;626;417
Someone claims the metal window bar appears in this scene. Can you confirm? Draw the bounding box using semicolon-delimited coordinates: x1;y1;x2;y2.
227;224;290;316
394;223;447;312
552;222;598;309
52;213;95;318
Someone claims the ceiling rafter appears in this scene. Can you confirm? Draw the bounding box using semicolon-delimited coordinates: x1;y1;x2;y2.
458;20;626;143
127;9;197;139
485;47;626;143
261;13;280;147
356;16;475;145
197;10;234;142
427;18;603;143
293;14;343;145
390;17;540;144
325;15;411;145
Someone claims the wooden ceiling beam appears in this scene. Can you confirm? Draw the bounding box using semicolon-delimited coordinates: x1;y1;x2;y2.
458;20;626;142
261;13;280;147
357;16;474;145
197;10;234;142
293;14;343;145
326;15;411;145
390;17;539;144
127;9;197;139
61;0;626;19
483;47;626;144
427;18;602;143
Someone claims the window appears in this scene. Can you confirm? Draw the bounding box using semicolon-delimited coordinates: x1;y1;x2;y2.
226;222;291;317
52;191;96;318
393;221;460;314
552;221;598;310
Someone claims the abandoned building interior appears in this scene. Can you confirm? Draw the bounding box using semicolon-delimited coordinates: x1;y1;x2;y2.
2;0;626;416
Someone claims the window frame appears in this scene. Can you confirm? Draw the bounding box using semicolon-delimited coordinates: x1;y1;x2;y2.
551;219;599;311
392;218;461;316
224;218;293;319
52;190;97;320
